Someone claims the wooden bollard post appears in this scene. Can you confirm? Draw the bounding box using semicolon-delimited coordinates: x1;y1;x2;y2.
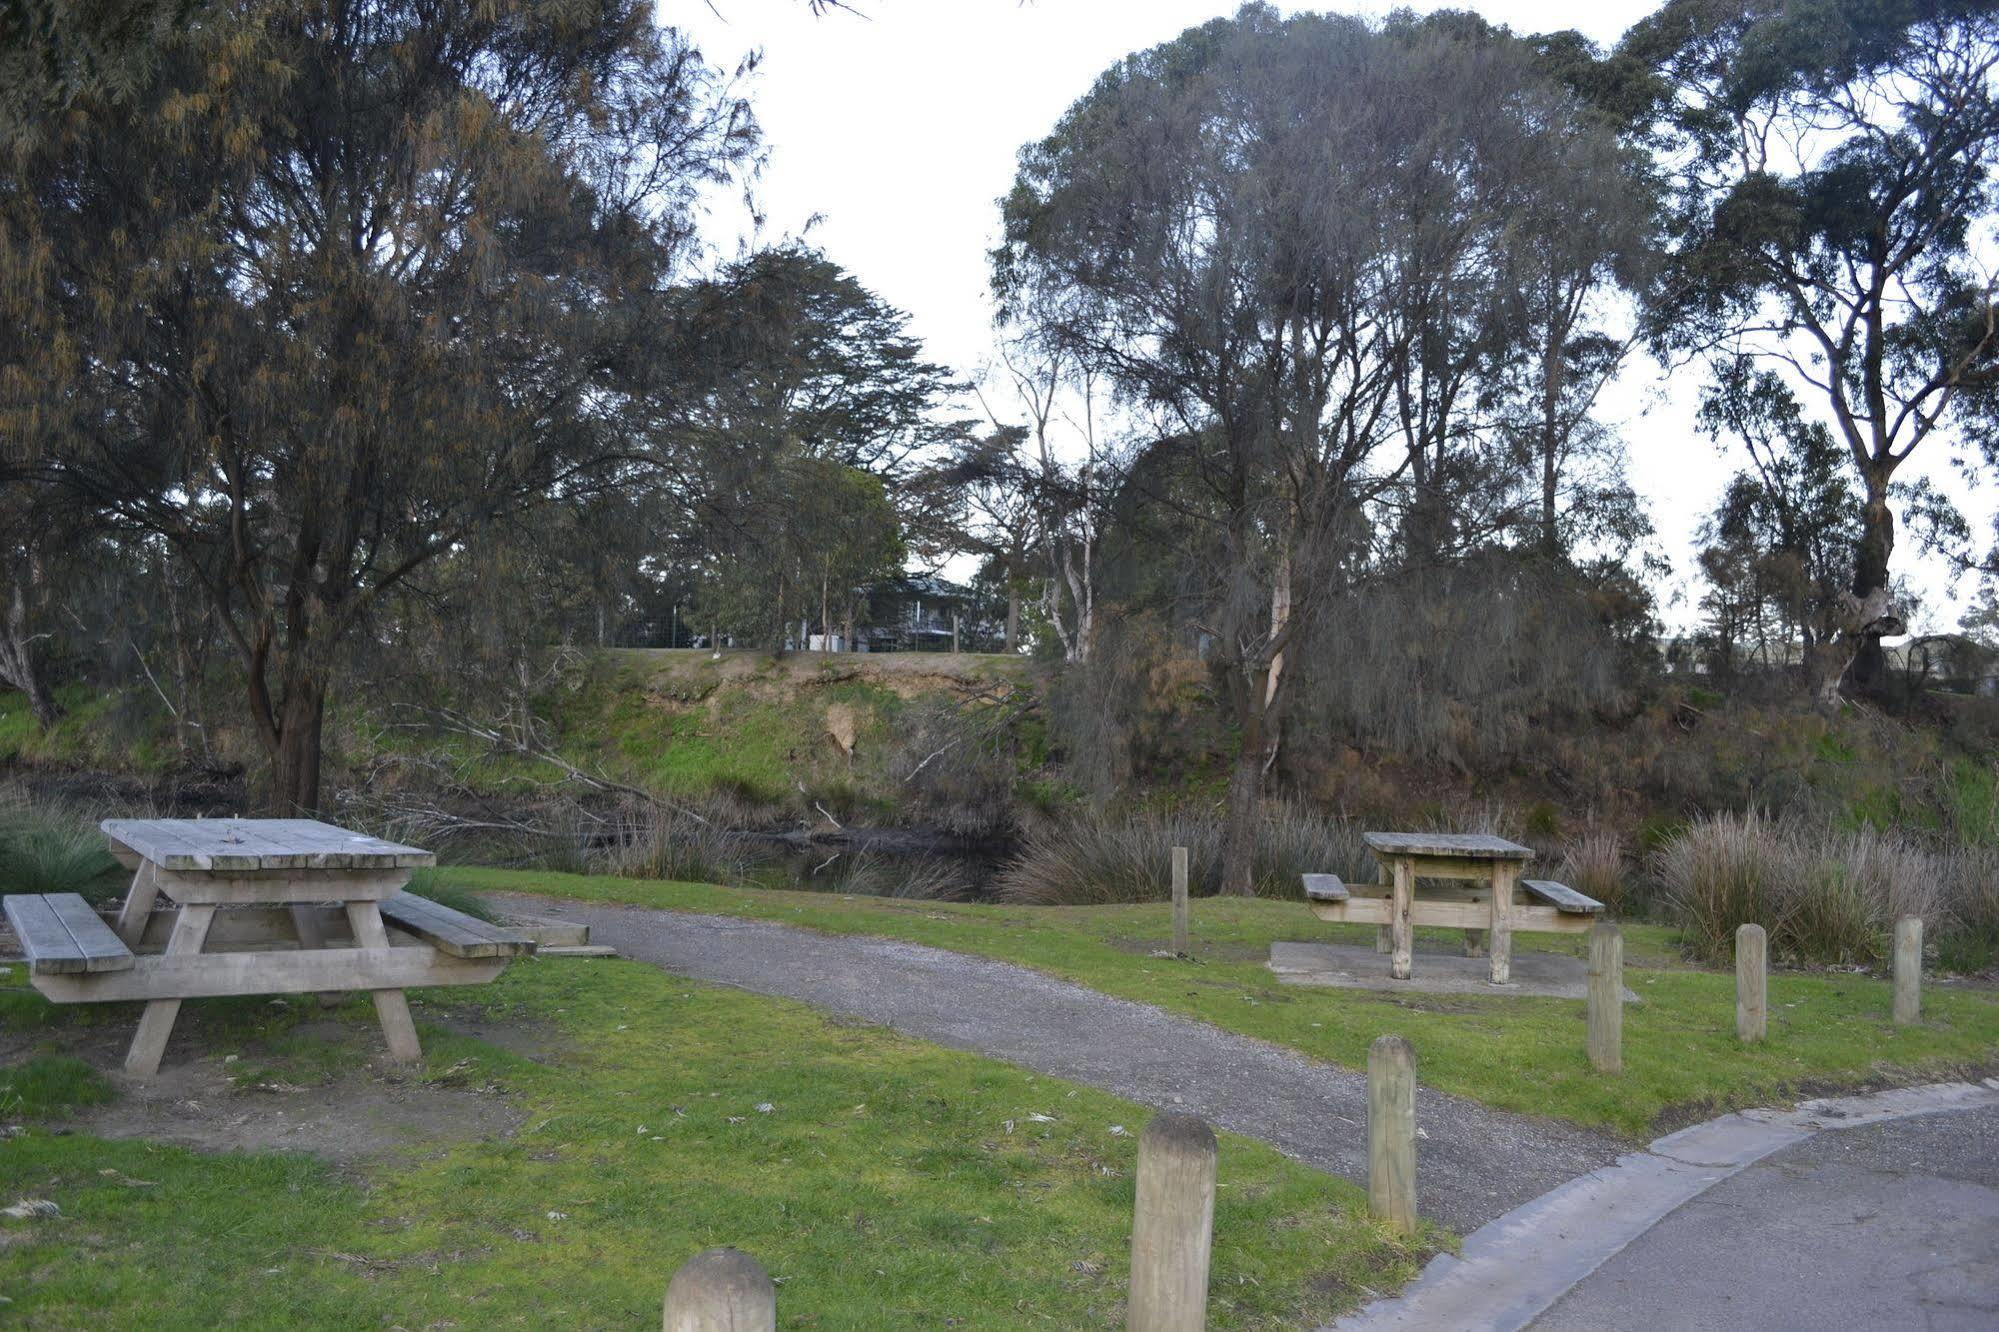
1893;916;1922;1026
663;1247;775;1332
1129;1111;1217;1332
1587;921;1622;1074
1171;846;1191;956
1736;923;1767;1044
1367;1035;1417;1234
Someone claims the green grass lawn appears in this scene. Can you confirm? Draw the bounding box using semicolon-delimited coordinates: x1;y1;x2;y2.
0;956;1421;1329
438;867;1999;1138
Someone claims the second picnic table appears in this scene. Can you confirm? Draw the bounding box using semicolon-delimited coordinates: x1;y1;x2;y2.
1302;831;1603;985
1;818;534;1078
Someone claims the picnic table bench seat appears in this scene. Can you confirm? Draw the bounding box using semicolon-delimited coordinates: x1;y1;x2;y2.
4;893;137;976
1521;879;1603;915
380;894;537;959
1301;873;1349;902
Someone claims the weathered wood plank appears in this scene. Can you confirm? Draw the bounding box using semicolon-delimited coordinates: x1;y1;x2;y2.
1522;879;1603;915
1362;831;1532;860
1389;857;1414;980
1308;897;1591;933
1300;873;1349;902
149;868;409;904
113;861;161;946
346;900;422;1061
124;903;216;1077
380;893;535;959
100;818;434;872
45;893;136;972
4;895;91;974
33;946;507;1003
107;904;358;950
1488;860;1519;985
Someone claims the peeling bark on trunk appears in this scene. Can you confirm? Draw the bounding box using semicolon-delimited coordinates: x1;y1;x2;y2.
0;572;60;728
1847;476;1897;695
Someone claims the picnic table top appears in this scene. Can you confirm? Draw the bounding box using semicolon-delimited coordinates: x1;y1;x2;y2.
101;818;435;872
1362;831;1533;860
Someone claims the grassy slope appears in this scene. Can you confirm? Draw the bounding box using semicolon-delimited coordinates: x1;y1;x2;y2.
0;958;1419;1330
441;867;1999;1138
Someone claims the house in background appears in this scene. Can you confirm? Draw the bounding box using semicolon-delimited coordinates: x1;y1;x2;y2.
848;575;981;653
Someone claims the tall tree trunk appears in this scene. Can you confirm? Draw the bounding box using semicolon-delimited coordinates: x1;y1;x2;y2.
1846;471;1896;694
0;571;61;728
1219;711;1268;898
265;671;327;815
1004;554;1020;654
820;575;831;654
1540;323;1564;558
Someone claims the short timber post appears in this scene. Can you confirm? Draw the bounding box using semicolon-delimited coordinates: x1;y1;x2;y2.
1587;921;1623;1074
1171;846;1191;956
1893;916;1922;1026
1736;923;1767;1044
1367;1035;1417;1234
1128;1112;1218;1332
663;1247;776;1332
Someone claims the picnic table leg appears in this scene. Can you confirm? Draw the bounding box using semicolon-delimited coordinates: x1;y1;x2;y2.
1462;928;1487;958
1389;856;1414;980
345;901;422;1063
113;860;161;948
124;902;216;1078
1375;926;1392;954
1488;861;1518;985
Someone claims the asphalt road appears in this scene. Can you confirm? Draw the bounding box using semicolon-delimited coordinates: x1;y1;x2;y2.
500;893;1625;1233
1534;1104;1999;1331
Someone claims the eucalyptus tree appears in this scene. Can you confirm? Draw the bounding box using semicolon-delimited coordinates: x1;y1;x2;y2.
994;4;1640;894
23;0;760;813
657;246;961;651
1629;0;1999;702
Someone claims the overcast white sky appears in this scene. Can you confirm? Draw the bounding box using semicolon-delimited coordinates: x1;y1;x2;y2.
671;0;1991;635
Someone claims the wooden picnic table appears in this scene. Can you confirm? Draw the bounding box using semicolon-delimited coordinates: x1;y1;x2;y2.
1;818;533;1078
1300;831;1602;986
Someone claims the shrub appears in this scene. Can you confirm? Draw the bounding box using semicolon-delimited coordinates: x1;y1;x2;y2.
596;802;758;887
994;804;1374;906
1656;813;1956;966
1653;812;1787;960
0;802;121;901
1556;829;1629;916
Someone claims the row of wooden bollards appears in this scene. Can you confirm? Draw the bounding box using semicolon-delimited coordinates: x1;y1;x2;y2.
1583;914;1927;1073
662;1059;1422;1331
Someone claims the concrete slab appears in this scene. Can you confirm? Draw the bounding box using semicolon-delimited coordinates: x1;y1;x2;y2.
1270;940;1639;1001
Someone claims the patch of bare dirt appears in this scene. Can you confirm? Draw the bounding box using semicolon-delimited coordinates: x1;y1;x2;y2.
22;1013;534;1169
67;1060;525;1168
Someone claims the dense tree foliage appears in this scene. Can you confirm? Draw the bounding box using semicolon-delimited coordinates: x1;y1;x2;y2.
5;0;1998;854
1629;0;1999;701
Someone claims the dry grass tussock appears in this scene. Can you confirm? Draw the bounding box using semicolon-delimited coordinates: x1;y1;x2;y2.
994;804;1375;905
1652;811;1985;965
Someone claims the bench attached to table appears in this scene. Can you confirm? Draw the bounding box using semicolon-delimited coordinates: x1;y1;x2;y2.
4;887;533;1074
1299;862;1604;985
4;892;137;977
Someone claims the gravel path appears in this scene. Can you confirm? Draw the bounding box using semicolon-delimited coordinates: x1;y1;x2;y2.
501;894;1625;1233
